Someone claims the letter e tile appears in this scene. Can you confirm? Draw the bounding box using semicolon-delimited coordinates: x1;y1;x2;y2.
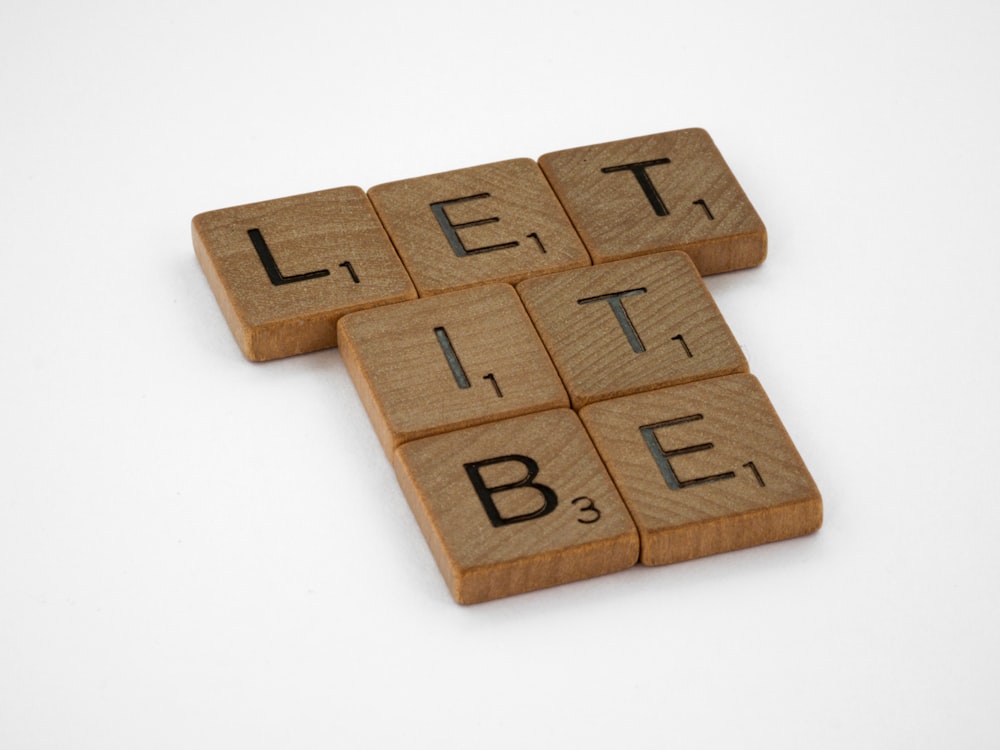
337;284;568;457
394;409;639;604
193;186;416;361
368;159;591;295
579;374;821;565
517;251;748;408
539;129;766;275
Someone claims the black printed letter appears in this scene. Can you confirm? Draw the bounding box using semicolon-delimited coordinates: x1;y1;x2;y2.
601;158;672;216
429;194;520;257
464;454;558;527
577;288;648;353
640;415;736;489
247;228;330;286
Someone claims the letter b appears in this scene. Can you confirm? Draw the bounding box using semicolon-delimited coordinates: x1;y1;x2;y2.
463;454;559;527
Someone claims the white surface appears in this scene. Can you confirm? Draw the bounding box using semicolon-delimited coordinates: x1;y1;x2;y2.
2;1;998;747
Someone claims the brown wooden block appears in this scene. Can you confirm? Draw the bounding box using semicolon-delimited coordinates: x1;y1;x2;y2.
538;128;766;275
393;409;639;604
579;373;821;566
337;284;568;458
367;158;591;296
193;186;417;361
517;251;748;408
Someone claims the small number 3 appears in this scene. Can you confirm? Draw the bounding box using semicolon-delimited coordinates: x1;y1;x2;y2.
572;496;602;524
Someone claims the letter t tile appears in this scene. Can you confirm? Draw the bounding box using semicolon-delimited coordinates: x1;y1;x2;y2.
539;128;767;275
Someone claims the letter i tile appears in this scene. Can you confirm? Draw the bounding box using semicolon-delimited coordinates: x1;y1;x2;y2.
579;374;822;566
193;186;416;361
394;409;640;604
337;284;568;458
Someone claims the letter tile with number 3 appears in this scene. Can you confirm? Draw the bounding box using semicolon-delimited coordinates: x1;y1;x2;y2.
393;409;639;604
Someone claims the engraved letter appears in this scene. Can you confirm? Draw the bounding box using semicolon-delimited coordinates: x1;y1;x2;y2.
577;288;648;353
434;327;470;389
640;415;736;489
429;194;520;257
247;228;330;286
601;158;672;216
464;454;559;527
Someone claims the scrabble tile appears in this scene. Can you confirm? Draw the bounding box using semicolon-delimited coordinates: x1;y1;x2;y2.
368;158;591;296
337;284;568;458
517;250;749;409
394;409;640;604
579;374;821;566
193;186;416;361
539;128;766;275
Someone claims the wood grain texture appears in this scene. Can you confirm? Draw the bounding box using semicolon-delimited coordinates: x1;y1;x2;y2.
193;133;819;600
337;284;569;458
516;251;748;408
538;128;766;274
393;409;639;604
579;373;821;565
192;186;416;361
368;158;591;296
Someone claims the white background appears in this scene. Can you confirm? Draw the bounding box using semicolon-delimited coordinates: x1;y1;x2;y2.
2;1;998;747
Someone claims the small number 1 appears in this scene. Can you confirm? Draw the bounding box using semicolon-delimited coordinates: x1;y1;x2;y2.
526;232;547;253
743;461;765;487
339;261;360;283
671;334;693;358
693;199;715;220
483;373;503;398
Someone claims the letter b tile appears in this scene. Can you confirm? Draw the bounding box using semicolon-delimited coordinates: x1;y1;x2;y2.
394;409;640;604
579;374;822;566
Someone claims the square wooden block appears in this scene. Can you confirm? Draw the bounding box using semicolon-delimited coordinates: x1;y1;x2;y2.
394;409;640;604
579;373;821;566
539;128;767;275
368;158;591;296
193;186;417;361
517;251;748;408
337;284;568;457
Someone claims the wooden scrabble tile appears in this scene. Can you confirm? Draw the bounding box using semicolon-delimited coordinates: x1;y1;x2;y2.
367;159;591;296
193;186;416;361
538;128;766;275
394;409;640;604
579;373;821;566
337;284;569;458
517;251;748;408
